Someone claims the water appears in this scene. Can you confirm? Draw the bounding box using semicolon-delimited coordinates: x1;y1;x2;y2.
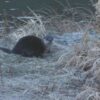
0;0;97;32
0;0;64;16
0;0;97;17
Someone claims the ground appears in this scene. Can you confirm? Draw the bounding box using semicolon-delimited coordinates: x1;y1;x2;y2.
0;30;100;100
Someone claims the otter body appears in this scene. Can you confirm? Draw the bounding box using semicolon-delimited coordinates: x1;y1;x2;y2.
0;35;46;57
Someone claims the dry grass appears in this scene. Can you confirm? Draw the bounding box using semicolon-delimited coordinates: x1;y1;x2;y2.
76;87;100;100
44;10;95;34
0;0;97;36
55;30;100;99
0;9;46;39
0;1;100;99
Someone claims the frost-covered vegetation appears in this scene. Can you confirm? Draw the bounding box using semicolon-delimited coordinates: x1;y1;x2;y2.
0;1;100;100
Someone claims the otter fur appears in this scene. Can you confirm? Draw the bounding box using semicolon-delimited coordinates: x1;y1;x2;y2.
0;35;46;57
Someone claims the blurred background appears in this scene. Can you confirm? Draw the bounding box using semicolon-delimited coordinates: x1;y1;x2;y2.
0;0;98;16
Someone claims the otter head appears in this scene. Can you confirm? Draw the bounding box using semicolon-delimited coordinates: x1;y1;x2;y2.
44;35;54;53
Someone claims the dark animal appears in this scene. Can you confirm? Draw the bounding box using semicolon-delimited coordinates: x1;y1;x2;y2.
0;35;46;57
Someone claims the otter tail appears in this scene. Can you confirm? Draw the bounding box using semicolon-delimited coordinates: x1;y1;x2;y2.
0;47;11;53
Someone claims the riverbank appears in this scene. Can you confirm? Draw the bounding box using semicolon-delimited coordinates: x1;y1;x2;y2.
0;1;100;99
0;27;100;100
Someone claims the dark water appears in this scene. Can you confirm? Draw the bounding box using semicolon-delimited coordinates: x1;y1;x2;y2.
0;0;97;16
0;0;98;33
0;0;65;16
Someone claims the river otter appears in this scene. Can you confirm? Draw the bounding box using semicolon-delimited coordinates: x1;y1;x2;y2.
0;35;47;57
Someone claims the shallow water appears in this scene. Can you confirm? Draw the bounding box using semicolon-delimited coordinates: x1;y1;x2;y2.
0;0;96;17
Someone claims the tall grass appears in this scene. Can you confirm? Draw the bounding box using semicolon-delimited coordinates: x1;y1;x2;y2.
0;0;97;36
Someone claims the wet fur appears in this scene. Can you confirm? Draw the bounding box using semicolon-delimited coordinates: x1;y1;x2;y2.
0;35;46;57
